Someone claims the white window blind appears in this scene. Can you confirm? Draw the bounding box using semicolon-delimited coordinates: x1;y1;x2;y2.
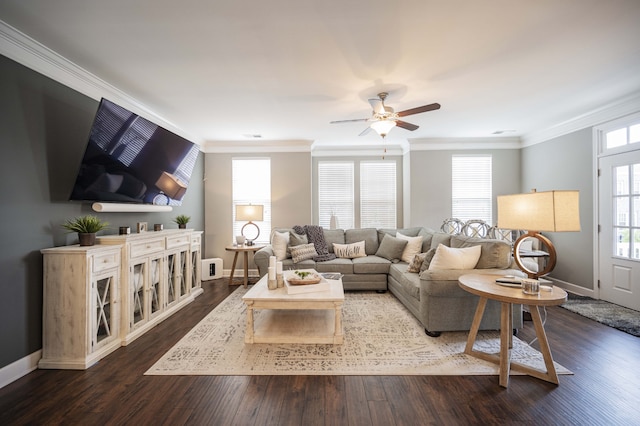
232;158;271;244
452;155;492;223
360;161;396;228
318;162;354;229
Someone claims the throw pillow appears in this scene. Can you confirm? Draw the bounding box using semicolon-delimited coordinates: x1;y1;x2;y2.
419;248;437;272
396;232;424;263
375;234;408;263
428;244;482;270
333;241;366;259
286;232;308;257
290;243;318;263
407;252;427;273
272;231;290;261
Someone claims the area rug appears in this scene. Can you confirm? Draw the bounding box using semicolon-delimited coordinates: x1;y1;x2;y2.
146;287;571;376
562;295;640;337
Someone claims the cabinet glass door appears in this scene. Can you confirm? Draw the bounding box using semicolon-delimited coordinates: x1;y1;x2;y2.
92;271;117;349
190;248;200;291
166;253;177;306
179;250;189;298
130;262;147;328
149;256;162;317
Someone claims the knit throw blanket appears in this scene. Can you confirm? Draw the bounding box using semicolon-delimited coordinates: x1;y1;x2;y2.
292;225;336;262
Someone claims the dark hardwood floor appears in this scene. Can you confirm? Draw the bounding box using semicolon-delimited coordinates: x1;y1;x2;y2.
1;279;639;425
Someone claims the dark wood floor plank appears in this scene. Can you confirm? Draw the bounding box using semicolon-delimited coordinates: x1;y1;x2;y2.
1;279;640;425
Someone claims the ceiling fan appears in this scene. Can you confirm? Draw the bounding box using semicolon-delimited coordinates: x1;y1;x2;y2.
330;92;441;138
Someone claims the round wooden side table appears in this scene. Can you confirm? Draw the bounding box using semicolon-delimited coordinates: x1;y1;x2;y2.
225;244;265;287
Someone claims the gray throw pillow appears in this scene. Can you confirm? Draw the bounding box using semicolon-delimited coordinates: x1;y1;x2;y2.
375;234;408;263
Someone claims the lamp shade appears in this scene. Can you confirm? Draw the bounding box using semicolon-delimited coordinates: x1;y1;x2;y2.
370;119;396;137
235;204;264;222
155;171;187;200
497;190;581;232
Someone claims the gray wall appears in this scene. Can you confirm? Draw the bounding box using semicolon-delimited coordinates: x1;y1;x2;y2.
521;128;594;290
203;152;312;270
407;149;521;230
0;54;204;369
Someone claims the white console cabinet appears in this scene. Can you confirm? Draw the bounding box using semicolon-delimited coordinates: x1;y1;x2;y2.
40;229;203;369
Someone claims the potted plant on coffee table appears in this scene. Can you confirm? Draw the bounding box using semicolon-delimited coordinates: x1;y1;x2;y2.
62;215;109;246
173;214;191;229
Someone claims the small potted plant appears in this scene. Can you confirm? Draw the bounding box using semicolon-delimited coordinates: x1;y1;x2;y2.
173;214;191;229
61;215;109;246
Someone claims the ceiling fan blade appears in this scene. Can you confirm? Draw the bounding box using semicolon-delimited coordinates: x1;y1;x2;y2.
359;126;373;136
368;98;385;114
395;120;419;131
330;118;369;124
396;103;441;117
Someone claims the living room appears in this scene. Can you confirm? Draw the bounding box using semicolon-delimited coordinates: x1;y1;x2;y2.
1;2;639;423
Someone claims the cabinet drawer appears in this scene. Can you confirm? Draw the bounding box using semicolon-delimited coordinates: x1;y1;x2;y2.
93;251;120;273
130;238;165;258
167;234;190;249
190;234;201;248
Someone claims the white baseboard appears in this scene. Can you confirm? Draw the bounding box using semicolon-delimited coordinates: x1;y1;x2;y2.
548;276;596;298
223;268;260;278
0;350;41;389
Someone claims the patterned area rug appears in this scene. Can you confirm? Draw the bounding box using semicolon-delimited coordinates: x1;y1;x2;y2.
146;287;571;376
562;295;640;337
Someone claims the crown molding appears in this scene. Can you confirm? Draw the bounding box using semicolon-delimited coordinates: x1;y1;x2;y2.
408;137;522;151
0;19;200;144
202;139;314;153
521;91;640;147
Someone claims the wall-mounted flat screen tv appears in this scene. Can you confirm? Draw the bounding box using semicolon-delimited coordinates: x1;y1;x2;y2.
70;98;200;206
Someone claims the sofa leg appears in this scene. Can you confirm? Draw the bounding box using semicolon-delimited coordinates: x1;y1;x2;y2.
376;290;386;294
425;329;441;338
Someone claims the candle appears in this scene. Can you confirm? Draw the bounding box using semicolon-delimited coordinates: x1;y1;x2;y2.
276;261;283;274
268;266;276;280
269;256;276;269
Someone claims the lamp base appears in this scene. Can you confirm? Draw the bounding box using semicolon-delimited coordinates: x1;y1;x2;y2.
241;221;260;246
513;231;557;279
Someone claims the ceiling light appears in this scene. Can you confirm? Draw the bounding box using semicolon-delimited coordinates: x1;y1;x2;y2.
370;120;396;138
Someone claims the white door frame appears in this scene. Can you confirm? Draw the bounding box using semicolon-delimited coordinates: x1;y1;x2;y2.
593;111;640;303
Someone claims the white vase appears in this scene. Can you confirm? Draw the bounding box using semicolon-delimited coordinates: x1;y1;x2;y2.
329;214;339;230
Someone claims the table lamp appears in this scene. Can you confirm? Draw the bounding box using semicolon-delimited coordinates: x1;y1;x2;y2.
155;171;187;204
497;190;580;278
235;204;264;246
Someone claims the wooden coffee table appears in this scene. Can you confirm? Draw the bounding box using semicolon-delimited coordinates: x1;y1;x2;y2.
241;273;344;344
458;273;567;388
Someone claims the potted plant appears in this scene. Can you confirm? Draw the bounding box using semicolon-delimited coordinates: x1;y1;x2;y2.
61;215;109;246
173;214;191;229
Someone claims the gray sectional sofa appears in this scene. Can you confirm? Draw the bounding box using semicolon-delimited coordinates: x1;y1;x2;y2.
254;226;524;336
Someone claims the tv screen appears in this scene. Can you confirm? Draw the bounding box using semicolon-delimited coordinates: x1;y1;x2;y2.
70;98;200;206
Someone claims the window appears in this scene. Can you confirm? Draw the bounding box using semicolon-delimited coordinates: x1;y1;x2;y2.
606;124;640;150
317;159;398;229
232;158;271;244
452;155;492;223
613;163;640;260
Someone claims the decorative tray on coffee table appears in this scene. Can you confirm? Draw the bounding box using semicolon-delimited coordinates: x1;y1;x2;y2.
286;270;322;285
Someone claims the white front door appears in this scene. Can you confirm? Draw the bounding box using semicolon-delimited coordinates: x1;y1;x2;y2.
598;149;640;310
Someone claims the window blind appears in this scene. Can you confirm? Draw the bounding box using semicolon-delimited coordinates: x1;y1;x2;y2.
318;162;354;229
232;158;271;244
452;155;492;223
360;161;396;228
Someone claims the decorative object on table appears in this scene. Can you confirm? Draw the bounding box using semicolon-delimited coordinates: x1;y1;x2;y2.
521;278;540;295
173;214;190;229
119;226;130;235
154;224;163;231
497;189;580;279
267;266;277;290
329;212;339;230
287;270;322;285
284;269;330;294
235;204;263;245
61;215;109;246
235;235;246;245
136;222;148;233
276;261;284;288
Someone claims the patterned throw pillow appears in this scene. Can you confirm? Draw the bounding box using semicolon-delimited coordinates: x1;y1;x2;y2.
407;252;428;273
290;243;317;263
333;241;367;259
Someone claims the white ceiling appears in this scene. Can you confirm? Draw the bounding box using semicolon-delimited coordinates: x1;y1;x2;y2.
1;0;640;150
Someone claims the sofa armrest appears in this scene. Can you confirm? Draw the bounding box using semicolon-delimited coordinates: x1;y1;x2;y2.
254;245;275;277
419;268;525;282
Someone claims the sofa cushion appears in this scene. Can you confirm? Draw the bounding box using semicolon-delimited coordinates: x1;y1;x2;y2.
273;231;290;260
353;255;391;274
396;232;423;263
450;235;512;269
375;234;408;263
290;243;318;263
323;229;346;253
428;244;481;270
388;263;421;301
314;258;354;274
333;241;366;259
346;228;379;254
430;232;452;249
418;228;435;252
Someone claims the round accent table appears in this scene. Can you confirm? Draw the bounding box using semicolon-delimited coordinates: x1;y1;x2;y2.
225;244;265;288
458;273;567;388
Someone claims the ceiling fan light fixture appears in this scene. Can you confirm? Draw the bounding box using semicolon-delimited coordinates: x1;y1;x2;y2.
370;119;396;138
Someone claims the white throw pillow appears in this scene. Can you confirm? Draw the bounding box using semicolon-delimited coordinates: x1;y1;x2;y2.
428;244;482;270
272;231;290;261
396;232;424;263
333;241;367;259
